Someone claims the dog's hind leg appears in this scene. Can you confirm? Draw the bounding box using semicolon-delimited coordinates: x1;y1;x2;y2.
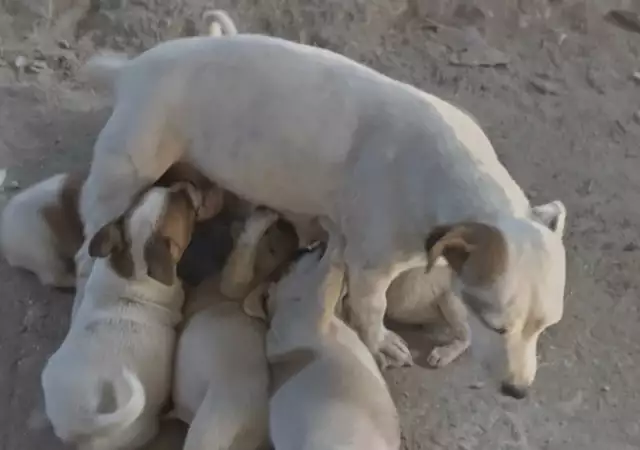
183;384;269;450
426;291;471;368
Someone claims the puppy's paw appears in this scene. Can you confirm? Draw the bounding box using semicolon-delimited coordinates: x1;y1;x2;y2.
426;342;468;368
376;329;413;369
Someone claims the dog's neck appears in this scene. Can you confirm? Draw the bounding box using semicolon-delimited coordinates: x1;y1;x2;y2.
79;258;185;327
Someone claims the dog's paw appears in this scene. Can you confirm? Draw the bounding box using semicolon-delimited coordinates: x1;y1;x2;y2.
376;329;413;369
426;342;468;368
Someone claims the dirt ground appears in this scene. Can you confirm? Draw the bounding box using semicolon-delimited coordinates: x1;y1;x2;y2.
1;0;639;449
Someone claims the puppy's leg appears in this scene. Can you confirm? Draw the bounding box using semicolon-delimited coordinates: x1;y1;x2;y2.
219;208;279;299
183;385;268;450
427;291;471;368
345;258;413;369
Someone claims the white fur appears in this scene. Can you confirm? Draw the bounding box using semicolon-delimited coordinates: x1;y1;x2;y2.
41;188;185;449
78;35;567;391
0;174;76;287
265;229;400;450
173;208;292;450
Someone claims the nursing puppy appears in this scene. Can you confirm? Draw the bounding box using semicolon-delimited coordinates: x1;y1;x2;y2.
247;226;400;450
78;34;567;397
41;181;221;450
0;171;85;288
173;208;297;450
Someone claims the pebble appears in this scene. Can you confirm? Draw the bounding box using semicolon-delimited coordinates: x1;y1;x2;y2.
529;75;562;95
25;60;48;73
469;381;485;390
13;55;27;69
57;39;71;49
601;385;610;392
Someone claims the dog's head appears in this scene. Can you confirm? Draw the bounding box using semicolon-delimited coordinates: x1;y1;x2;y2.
425;200;567;399
88;182;223;286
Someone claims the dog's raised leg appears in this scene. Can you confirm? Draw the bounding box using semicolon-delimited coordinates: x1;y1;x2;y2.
427;291;471;368
219;208;279;299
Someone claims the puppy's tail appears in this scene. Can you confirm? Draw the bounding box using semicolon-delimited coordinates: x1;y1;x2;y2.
79;52;130;92
203;9;238;36
89;367;145;436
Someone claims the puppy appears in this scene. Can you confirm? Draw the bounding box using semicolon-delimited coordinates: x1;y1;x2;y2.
173;208;297;450
247;224;401;450
0;171;85;288
41;182;222;450
386;262;470;368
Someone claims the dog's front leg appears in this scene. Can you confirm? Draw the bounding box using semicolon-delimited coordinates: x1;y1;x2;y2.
345;261;413;369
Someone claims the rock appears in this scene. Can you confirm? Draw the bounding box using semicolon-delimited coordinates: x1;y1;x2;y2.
25;60;48;73
605;10;640;35
57;39;71;49
450;44;510;67
632;72;640;84
13;55;27;69
622;242;638;252
529;74;562;95
469;381;484;390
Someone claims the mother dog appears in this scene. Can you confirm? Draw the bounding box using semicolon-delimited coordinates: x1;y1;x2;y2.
80;34;567;398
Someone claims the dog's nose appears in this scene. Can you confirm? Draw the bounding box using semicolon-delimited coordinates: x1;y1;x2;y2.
500;382;528;399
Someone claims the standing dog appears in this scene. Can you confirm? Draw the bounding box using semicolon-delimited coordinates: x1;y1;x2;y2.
41;182;222;449
247;226;400;450
173;208;297;450
78;33;567;396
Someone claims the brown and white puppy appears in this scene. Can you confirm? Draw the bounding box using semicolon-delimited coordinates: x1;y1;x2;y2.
41;182;222;450
0;171;85;288
247;224;401;450
173;208;297;450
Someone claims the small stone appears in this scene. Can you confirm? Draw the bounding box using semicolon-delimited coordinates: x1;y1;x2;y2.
469;381;484;389
601;385;610;392
13;55;27;69
623;242;639;252
529;75;562;95
605;10;640;35
26;60;48;73
57;39;71;49
632;72;640;84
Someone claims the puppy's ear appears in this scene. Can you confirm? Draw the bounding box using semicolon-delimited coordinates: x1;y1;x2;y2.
531;201;567;237
243;283;268;321
144;235;175;286
170;182;224;221
88;221;124;258
425;222;507;286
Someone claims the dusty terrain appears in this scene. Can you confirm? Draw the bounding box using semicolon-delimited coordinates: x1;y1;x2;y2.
1;0;639;449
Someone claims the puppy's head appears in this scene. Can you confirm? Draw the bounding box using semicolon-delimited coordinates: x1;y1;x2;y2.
88;182;223;286
425;200;567;399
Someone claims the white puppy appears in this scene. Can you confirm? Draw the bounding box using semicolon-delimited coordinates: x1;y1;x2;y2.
78;34;567;396
173;208;297;450
245;226;400;450
41;181;222;450
0;171;85;287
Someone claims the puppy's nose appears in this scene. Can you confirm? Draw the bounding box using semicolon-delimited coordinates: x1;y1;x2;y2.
500;382;528;399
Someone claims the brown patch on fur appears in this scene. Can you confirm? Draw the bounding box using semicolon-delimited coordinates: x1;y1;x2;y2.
269;348;318;397
40;171;87;272
425;222;507;286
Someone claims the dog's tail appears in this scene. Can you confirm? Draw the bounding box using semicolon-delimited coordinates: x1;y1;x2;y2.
88;367;146;437
79;52;130;92
203;9;238;36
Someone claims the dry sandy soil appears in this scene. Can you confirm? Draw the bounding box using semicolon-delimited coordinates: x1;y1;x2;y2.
1;0;639;449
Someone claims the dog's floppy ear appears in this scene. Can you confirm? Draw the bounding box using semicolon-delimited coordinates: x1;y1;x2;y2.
243;283;269;321
531;200;567;237
170;181;224;221
88;220;125;258
425;222;507;286
144;234;175;286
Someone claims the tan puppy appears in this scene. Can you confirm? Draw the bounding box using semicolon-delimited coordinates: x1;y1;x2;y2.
41;182;222;450
174;208;297;450
0;171;85;287
247;226;400;450
386;262;471;368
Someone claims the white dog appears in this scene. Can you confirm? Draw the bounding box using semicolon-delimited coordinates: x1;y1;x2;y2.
245;226;400;450
78;34;567;397
41;181;222;450
173;208;297;450
0;171;85;287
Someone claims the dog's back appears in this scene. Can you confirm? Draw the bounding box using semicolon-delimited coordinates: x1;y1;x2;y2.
0;172;84;287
